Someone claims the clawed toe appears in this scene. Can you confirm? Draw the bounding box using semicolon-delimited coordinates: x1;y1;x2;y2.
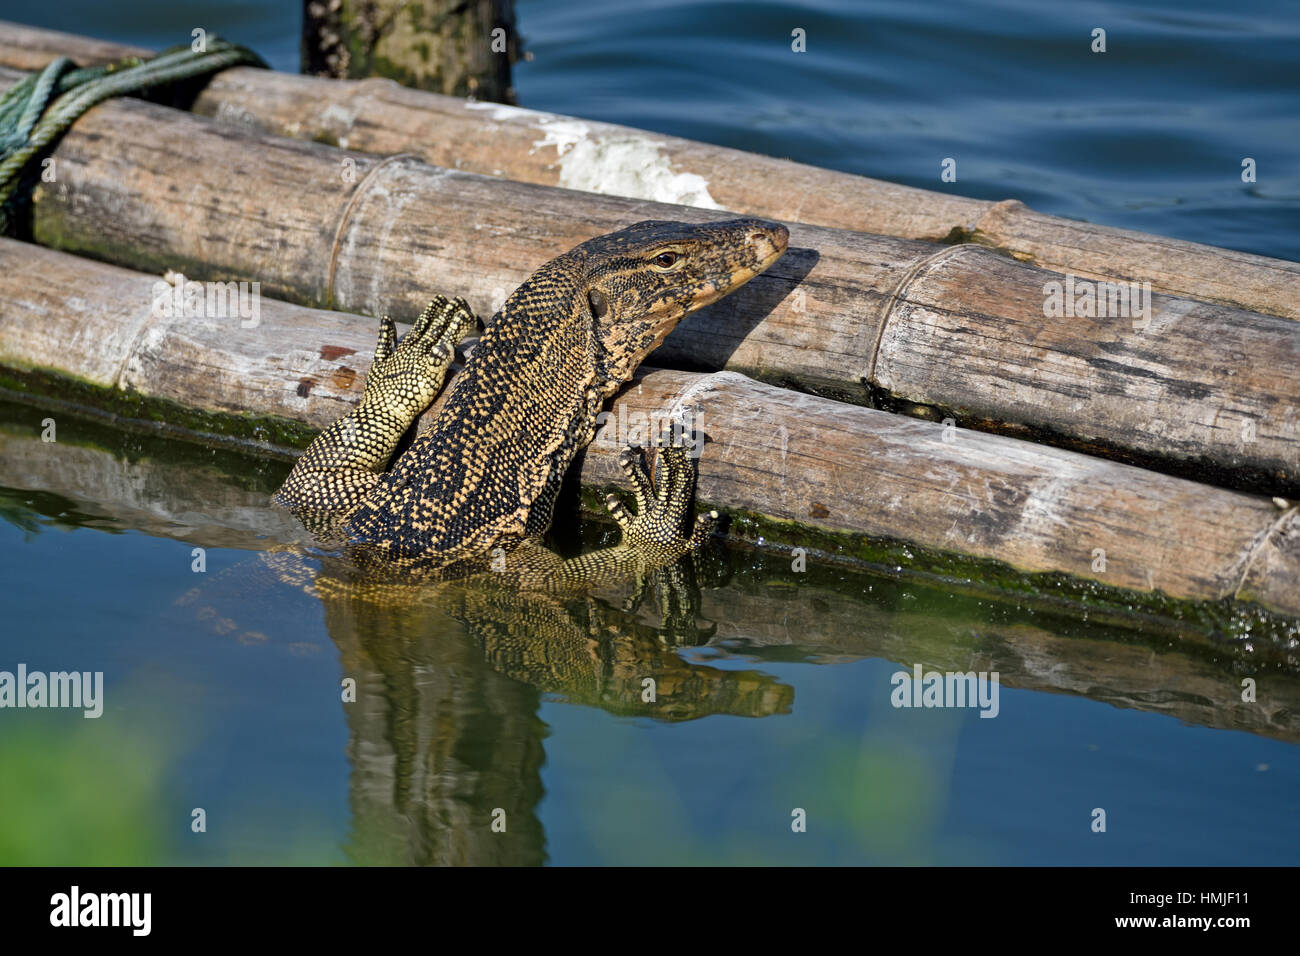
605;492;634;531
688;510;719;548
374;315;398;361
617;446;654;509
411;295;476;347
603;428;718;555
422;341;455;372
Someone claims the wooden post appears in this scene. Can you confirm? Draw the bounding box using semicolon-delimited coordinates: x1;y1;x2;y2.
301;0;518;104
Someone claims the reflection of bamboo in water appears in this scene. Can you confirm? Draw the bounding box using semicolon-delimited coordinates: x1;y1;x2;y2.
700;574;1300;742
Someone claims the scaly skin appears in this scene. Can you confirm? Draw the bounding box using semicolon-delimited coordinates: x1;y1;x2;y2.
275;295;475;517
274;217;789;583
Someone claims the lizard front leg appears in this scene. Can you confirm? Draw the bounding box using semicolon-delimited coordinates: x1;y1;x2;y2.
274;295;475;515
536;430;719;592
604;438;719;556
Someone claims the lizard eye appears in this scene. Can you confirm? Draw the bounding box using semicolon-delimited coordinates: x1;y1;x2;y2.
588;288;609;320
652;252;681;269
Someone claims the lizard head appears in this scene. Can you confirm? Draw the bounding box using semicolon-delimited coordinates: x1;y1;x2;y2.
574;217;789;380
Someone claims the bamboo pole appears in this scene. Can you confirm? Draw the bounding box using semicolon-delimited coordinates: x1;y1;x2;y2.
1;238;1296;618
0;20;1296;320
6;76;1298;494
2;418;1297;741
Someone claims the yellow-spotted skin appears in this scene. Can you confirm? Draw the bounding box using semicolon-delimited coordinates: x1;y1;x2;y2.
274;218;789;583
275;295;475;515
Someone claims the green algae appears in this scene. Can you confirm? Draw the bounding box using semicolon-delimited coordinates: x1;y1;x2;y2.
0;365;315;457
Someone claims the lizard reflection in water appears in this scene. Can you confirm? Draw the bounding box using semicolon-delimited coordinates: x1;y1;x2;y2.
190;538;794;864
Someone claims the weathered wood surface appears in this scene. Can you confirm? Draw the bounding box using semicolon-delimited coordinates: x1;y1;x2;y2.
3;419;1296;740
5;72;1298;494
1;20;1296;321
0;238;367;430
583;370;1299;617
873;245;1300;491
1;239;1296;617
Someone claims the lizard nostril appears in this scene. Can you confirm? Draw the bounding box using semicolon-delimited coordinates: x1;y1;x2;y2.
748;224;789;253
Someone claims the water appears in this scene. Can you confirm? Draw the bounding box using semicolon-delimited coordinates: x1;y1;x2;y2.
1;1;1298;865
2;405;1297;865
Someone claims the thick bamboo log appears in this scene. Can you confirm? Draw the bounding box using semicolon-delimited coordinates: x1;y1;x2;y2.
582;371;1299;618
0;20;1296;321
2;418;1296;742
5;75;1298;494
1;239;1297;620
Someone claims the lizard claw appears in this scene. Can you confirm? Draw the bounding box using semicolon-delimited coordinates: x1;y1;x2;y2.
604;427;718;556
688;510;719;549
361;295;478;418
617;446;655;512
374;315;397;362
411;294;475;344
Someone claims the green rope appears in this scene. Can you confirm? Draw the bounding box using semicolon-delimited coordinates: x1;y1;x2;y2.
0;38;266;234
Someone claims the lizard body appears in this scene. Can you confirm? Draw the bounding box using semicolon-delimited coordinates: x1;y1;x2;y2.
275;217;788;581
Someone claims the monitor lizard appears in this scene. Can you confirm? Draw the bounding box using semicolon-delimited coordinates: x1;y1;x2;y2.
273;217;789;589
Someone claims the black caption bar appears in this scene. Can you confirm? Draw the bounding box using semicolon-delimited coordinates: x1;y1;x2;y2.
0;866;1283;942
